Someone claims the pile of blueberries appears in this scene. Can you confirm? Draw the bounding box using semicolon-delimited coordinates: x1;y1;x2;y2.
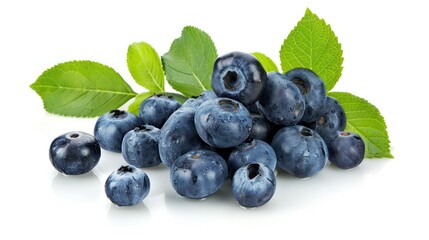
49;52;365;208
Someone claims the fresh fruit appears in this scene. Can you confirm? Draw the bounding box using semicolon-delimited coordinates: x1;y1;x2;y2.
257;72;305;126
228;138;276;175
211;52;267;106
249;113;276;143
271;125;328;178
194;98;252;148
49;131;101;175
307;96;346;144
139;94;181;128
285;68;327;123
328;131;365;169
94;110;143;152
180;90;217;109
105;165;150;206
170;150;228;199
159;107;209;168
232;163;276;208
121;125;161;168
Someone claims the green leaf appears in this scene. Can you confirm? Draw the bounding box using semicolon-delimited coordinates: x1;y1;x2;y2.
252;52;279;72
328;92;393;158
162;26;217;97
127;92;188;115
127;42;164;92
128;92;154;115
280;8;343;91
30;60;136;117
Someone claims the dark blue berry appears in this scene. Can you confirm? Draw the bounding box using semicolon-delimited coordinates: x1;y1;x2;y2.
49;131;100;175
139;94;181;128
211;52;267;106
121;125;161;168
249;113;276;143
94;110;143;152
329;131;365;169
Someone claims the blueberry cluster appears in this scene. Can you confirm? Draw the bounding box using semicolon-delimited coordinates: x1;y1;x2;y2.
49;51;365;208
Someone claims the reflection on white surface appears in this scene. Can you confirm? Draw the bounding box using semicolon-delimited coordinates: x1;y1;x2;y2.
107;202;152;224
51;172;101;202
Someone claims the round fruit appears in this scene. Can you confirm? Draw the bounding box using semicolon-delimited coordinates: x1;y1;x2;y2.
329;131;365;169
139;94;181;128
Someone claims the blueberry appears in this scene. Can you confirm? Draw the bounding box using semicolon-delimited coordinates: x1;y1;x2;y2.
285;68;327;123
232;163;276;208
94;110;143;152
329;131;365;169
271;125;328;178
105;165;150;206
159;107;209;168
194;98;252;148
246;103;260;114
228;138;277;175
181;90;217;110
121;125;161;168
49;131;100;175
257;72;305;126
170;150;228;199
211;52;267;106
308;96;346;144
249;113;276;143
139;94;181;128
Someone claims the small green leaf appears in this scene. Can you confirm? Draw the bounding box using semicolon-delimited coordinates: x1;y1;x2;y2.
127;92;188;115
328;92;393;158
127;42;164;92
252;52;279;72
128;92;154;115
280;8;343;91
162;26;217;97
30;60;136;117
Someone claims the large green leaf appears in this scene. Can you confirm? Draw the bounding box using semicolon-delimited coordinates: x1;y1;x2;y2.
252;52;279;72
280;8;343;91
329;92;393;158
30;61;136;117
127;42;164;92
162;26;217;97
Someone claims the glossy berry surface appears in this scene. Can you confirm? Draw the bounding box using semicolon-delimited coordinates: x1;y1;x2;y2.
285;68;327;123
49;131;101;175
271;125;328;178
121;125;161;168
329;131;365;169
211;52;267;106
228;138;277;175
94;110;143;152
308;96;346;144
181;90;217;110
105;165;150;206
159;107;209;168
249;113;276;143
194;98;252;148
232;163;276;208
139;94;181;128
170;150;228;199
257;72;305;126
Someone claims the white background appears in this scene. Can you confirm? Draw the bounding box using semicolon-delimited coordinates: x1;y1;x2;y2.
1;0;428;239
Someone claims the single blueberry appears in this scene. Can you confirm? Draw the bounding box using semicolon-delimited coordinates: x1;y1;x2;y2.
211;52;267;106
170;150;228;199
181;90;217;110
139;94;181;128
94;110;143;152
271;125;328;178
121;125;161;168
307;96;346;144
228;138;277;175
105;165;150;206
249;113;277;143
257;72;305;126
285;68;327;123
159;107;210;168
329;131;365;169
49;131;101;175
194;98;252;148
232;163;276;208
